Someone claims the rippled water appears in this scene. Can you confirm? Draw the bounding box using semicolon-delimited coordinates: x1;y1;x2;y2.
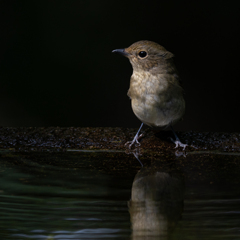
0;151;240;239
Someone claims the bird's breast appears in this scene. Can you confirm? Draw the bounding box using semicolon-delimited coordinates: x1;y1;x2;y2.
130;71;169;96
128;71;185;127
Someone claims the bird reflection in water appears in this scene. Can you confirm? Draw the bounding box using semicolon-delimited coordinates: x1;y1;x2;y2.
128;164;184;239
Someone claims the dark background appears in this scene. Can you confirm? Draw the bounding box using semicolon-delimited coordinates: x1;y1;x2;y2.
0;1;239;131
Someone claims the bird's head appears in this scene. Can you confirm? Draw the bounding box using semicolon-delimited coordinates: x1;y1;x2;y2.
112;40;174;73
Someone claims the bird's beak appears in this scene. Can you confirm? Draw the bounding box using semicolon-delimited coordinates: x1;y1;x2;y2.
112;48;129;57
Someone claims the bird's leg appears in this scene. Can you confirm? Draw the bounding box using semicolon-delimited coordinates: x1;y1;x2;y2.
125;123;143;149
170;126;188;150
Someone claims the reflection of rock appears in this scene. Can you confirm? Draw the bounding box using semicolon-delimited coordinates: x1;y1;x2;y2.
129;167;184;239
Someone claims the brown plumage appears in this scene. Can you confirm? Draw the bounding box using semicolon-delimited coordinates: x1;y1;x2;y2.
112;40;187;149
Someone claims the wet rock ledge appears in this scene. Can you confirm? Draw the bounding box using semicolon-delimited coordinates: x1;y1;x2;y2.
0;127;239;152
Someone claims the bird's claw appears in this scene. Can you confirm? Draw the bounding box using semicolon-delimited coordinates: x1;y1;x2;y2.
125;133;144;149
125;139;141;149
170;138;188;150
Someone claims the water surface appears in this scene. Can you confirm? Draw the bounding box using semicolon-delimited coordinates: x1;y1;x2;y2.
0;151;240;239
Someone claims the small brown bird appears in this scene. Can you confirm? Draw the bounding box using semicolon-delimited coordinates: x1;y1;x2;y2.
112;40;187;149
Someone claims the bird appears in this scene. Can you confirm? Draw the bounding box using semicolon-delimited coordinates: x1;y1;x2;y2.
112;40;187;149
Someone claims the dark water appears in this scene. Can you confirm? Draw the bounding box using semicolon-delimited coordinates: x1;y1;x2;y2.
0;150;240;240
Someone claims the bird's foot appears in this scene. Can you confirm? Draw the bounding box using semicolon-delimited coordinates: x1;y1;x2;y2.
125;140;140;149
171;138;188;150
125;134;143;149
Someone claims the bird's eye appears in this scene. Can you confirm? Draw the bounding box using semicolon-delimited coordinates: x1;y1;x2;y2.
138;51;147;58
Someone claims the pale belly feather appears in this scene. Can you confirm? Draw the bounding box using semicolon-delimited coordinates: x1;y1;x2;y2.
129;72;185;128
